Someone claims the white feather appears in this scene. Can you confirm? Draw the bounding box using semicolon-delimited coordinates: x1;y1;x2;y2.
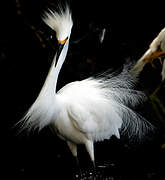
56;65;152;142
43;5;73;41
19;4;154;163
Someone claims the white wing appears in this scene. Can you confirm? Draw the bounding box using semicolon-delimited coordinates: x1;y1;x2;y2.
58;64;153;142
58;79;122;141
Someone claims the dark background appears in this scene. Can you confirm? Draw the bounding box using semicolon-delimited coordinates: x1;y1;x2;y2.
1;0;165;179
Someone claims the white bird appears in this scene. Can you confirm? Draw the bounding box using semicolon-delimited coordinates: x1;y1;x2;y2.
20;4;152;166
132;27;165;80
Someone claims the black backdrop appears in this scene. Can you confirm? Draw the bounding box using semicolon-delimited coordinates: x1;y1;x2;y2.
1;0;165;179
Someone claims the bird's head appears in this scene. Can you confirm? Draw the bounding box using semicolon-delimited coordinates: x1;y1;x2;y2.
43;4;73;41
140;27;165;63
43;4;73;63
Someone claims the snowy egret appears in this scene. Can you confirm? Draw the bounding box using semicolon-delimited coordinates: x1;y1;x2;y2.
132;27;165;79
20;4;152;167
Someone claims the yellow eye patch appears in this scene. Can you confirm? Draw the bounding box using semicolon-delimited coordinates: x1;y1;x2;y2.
58;37;68;45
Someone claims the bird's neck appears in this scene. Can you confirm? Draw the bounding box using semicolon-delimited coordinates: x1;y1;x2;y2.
23;40;69;129
54;40;69;92
40;39;69;96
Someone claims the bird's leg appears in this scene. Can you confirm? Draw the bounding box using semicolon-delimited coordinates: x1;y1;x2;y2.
85;140;97;179
67;141;77;158
85;140;95;164
75;156;82;177
67;141;82;177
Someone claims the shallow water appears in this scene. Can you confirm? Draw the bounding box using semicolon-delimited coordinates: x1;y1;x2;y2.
6;133;164;180
71;163;158;180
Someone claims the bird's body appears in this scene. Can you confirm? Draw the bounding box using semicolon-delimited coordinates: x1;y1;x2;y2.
55;79;122;143
20;4;152;164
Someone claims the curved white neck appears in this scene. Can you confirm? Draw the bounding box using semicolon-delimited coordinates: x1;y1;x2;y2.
40;39;69;96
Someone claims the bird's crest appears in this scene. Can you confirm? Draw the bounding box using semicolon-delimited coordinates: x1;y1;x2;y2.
43;4;73;41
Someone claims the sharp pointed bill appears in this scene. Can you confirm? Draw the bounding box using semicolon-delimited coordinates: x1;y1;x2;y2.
55;37;68;67
132;27;165;78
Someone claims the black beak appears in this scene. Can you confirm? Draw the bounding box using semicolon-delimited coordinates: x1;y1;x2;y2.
55;43;65;67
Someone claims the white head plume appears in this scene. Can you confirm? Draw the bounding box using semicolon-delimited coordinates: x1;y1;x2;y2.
43;4;73;41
